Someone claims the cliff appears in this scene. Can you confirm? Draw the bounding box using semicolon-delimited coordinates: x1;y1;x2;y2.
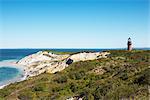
17;51;110;77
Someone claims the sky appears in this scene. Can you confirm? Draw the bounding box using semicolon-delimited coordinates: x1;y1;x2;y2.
0;0;149;48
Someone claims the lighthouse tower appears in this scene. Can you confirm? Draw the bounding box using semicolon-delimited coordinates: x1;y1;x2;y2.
127;37;132;51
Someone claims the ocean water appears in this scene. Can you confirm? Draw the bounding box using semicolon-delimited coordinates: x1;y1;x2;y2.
0;48;149;87
0;67;19;82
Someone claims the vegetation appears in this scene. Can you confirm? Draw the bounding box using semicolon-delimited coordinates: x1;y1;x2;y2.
43;50;75;55
0;50;149;100
43;50;97;55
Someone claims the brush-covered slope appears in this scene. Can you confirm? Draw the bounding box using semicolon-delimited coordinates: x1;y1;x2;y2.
0;50;149;100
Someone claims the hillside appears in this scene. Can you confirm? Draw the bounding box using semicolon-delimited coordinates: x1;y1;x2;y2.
0;50;149;100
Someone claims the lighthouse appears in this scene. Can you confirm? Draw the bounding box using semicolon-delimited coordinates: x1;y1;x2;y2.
127;37;132;51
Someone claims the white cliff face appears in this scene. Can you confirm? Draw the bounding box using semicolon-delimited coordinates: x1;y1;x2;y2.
69;52;109;62
18;51;69;65
17;51;110;78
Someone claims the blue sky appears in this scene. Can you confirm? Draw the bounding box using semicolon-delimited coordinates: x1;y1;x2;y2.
0;0;149;48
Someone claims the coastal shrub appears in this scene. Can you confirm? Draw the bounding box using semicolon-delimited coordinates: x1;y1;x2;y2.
75;71;85;80
115;84;136;99
119;72;128;80
33;84;47;92
95;84;112;97
36;92;51;100
0;50;149;99
70;82;78;92
86;94;94;100
52;86;61;92
133;69;150;85
18;90;37;100
50;93;60;100
77;87;95;100
59;87;72;96
0;89;11;98
53;75;68;83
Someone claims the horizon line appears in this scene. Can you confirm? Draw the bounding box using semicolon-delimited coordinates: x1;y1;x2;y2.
0;47;149;49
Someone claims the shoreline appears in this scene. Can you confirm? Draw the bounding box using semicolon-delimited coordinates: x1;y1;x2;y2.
0;60;27;89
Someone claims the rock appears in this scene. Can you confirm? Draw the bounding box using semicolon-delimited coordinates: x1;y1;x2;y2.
66;58;73;65
66;96;83;100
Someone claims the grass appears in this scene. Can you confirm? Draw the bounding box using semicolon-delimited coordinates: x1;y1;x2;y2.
0;50;149;100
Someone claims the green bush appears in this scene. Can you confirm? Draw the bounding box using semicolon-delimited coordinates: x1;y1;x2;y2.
0;50;149;99
70;82;78;93
18;90;37;100
54;75;68;83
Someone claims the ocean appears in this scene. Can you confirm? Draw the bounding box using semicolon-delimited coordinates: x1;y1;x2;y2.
0;48;149;87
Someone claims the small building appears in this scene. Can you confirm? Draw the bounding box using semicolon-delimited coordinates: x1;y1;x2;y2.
127;37;132;51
